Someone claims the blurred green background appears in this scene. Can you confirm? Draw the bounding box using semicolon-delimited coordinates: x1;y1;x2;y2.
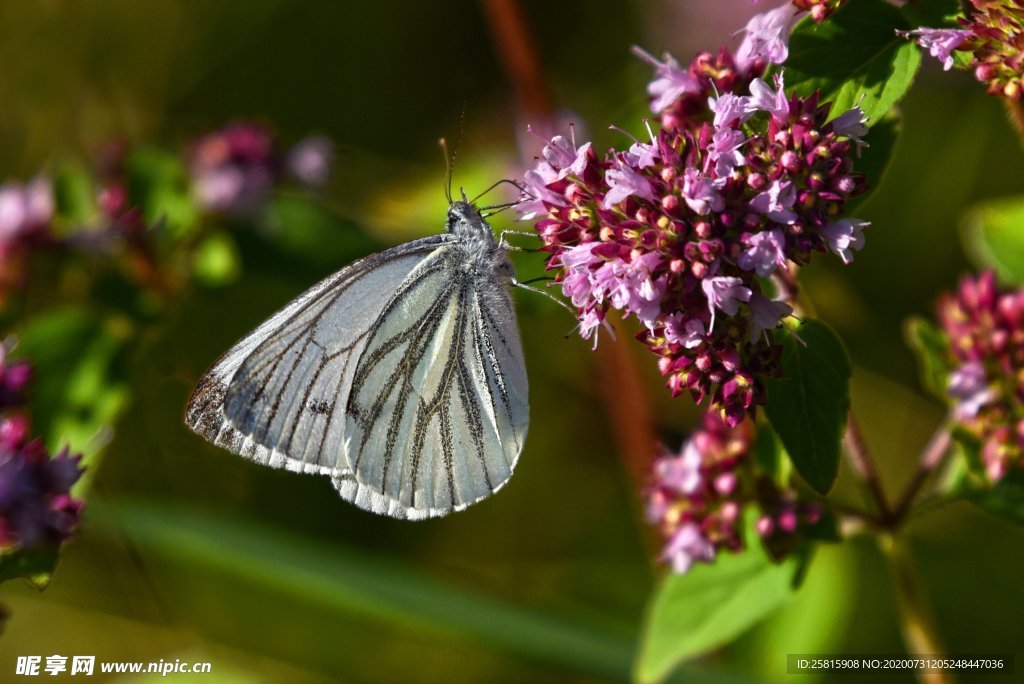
1;1;1023;682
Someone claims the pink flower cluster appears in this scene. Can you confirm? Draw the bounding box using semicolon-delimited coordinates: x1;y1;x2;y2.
0;345;84;553
0;178;55;303
188;122;333;216
518;20;870;424
754;492;823;560
902;1;1024;98
646;412;824;573
646;413;754;573
937;271;1024;483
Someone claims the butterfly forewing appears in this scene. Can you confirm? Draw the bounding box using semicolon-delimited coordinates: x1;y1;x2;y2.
185;236;451;475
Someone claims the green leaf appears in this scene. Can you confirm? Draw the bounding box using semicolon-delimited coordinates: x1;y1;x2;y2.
15;308;133;495
192;230;242;286
738;544;855;679
962;195;1024;285
901;0;963;27
903;317;951;398
52;162;98;227
126;146;200;238
846;112;900;213
765;320;852;495
0;545;59;589
784;0;922;124
753;422;791;485
963;472;1024;526
635;549;801;684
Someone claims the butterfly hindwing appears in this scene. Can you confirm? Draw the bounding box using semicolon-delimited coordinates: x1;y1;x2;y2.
340;243;529;519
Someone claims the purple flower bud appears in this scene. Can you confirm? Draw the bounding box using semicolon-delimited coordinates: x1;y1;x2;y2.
0;415;29;450
830;104;870;155
749;73;790;120
780;150;801;173
190;122;276;216
832;175;857;194
286;136;333;187
819;217;869;264
517;163;567;221
0;177;54;243
718;347;741;372
777;507;798;533
714;472;738;495
709;93;754;129
655;440;704;495
720;500;741;522
756;514;775;537
1;361;32;397
661;522;716;574
709;127;748;177
735;3;803;71
738;229;787;277
603;159;656;208
802;502;822;525
947;360;995;419
748;292;793;342
749;179;798;224
702;276;753;331
0;436;84;551
632;46;701;114
682;169;724;215
897;28;971;71
665;315;707;349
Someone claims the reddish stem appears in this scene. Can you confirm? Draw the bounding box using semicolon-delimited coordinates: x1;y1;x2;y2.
891;423;953;523
479;0;553;120
595;328;659;493
844;412;893;522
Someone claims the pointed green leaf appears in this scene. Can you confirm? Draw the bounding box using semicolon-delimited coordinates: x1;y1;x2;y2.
753;422;791;485
784;0;921;124
15;308;133;495
765;320;851;495
126;146;200;238
0;546;58;589
846;112;900;213
904;317;951;398
963;472;1024;526
962;195;1024;285
901;0;962;27
52;162;98;227
635;549;800;684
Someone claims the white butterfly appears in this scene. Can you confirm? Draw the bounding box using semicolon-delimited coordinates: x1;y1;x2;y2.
185;199;530;520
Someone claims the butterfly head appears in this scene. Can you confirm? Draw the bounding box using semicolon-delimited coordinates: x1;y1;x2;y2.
446;199;485;234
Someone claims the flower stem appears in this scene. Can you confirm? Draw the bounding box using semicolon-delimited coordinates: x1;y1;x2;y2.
1003;98;1024;149
844;412;893;522
595;320;659;495
480;0;553;120
891;422;953;523
879;535;951;684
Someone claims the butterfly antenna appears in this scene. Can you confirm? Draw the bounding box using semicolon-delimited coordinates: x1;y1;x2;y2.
443;99;469;205
439;138;454;204
471;178;529;206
